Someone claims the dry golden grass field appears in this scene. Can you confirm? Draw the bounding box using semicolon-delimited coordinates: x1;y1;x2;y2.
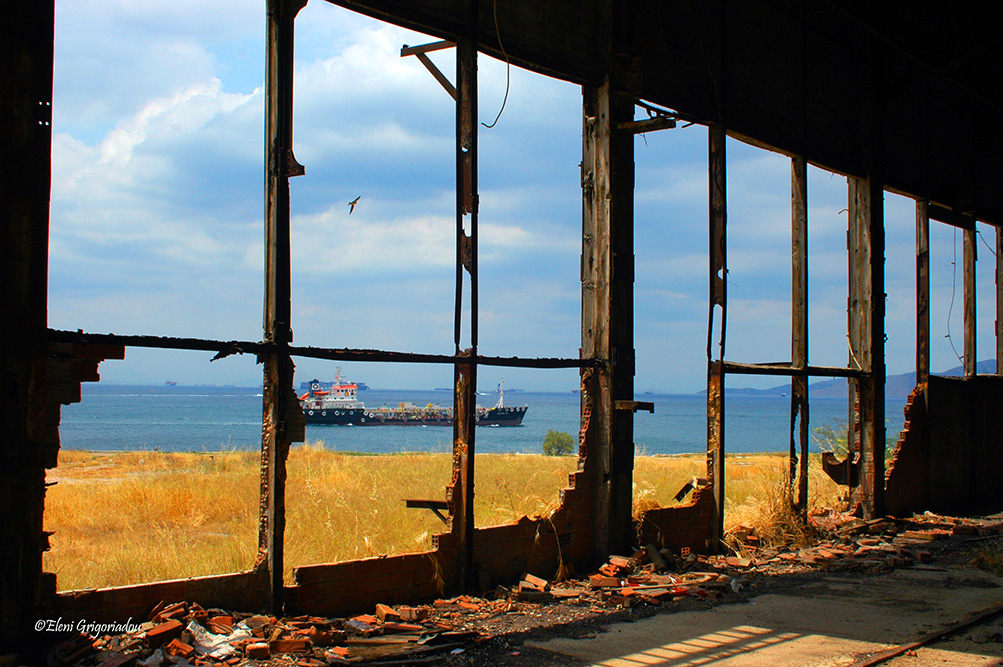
43;446;842;591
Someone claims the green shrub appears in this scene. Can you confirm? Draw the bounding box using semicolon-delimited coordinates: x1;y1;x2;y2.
542;429;574;456
811;419;897;463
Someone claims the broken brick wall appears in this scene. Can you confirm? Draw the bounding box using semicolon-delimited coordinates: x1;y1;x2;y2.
886;375;1003;516
635;484;715;554
285;469;596;618
884;385;927;517
47;571;267;625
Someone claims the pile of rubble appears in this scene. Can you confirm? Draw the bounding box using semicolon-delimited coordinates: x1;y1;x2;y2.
43;511;1003;666
721;509;1003;576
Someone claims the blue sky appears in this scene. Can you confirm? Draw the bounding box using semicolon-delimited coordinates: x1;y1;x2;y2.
48;1;999;392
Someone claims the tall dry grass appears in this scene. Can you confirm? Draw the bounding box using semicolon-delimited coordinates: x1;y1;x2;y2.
44;447;843;591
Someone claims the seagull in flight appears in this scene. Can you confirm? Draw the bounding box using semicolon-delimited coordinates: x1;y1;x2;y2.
348;196;361;214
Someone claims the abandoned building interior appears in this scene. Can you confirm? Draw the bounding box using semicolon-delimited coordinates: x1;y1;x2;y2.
4;0;1003;653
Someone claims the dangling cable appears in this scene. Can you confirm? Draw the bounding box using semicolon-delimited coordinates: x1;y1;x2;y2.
977;228;998;258
481;0;510;129
946;226;964;365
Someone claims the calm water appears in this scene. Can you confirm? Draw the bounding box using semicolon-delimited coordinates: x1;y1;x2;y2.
59;385;907;455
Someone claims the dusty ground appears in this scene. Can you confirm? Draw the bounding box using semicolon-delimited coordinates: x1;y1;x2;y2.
458;541;1003;667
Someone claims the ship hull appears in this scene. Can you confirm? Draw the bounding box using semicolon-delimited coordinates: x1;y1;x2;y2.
303;405;527;426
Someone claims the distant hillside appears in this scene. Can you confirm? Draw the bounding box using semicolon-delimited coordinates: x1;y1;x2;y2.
728;359;996;402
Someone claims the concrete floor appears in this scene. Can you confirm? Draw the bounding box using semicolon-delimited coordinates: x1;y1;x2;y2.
528;566;1003;666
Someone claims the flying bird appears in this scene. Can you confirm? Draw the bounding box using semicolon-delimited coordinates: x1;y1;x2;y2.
348;196;361;214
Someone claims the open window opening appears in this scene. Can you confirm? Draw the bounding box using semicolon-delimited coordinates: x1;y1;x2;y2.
44;351;262;591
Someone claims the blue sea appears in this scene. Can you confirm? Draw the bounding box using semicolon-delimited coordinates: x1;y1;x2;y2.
58;385;908;455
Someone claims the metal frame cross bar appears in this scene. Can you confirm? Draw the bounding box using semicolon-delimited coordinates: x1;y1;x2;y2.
401;41;458;101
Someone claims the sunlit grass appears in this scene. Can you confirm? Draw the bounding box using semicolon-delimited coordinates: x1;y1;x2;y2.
44;447;843;591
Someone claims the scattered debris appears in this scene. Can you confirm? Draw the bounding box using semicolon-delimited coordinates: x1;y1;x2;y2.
42;511;1003;666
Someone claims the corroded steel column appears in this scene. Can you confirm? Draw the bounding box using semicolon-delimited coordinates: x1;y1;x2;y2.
707;122;727;547
916;201;930;385
451;23;478;592
790;155;809;512
260;0;307;612
848;176;885;519
0;0;54;652
997;227;1003;373
963;225;977;377
581;74;635;560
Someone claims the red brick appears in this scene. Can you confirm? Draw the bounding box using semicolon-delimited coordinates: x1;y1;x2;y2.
269;638;309;654
382;622;424;634
209;615;233;632
374;603;400;623
521;573;549;591
164;639;194;658
589;574;621;588
245;643;270;659
146;619;183;649
398;606;429;622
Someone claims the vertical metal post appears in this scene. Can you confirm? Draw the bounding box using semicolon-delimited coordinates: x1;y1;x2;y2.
581;74;635;560
790;155;809;511
916;201;930;385
848;176;885;518
582;84;611;562
1;0;54;651
451;23;477;592
707;123;727;547
963;225;977;377
261;0;306;612
846;179;860;479
997;227;1003;373
607;82;636;559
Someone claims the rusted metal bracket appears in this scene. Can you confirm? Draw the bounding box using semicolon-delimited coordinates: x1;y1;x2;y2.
614;400;654;413
286;149;305;177
618;99;695;133
401;40;458;101
821;451;859;487
405;499;449;525
617;116;676;133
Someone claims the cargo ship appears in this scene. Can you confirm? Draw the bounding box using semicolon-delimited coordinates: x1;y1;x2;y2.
299;374;527;426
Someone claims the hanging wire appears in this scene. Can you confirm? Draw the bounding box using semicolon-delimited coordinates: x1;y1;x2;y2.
976;228;998;258
481;0;510;129
945;226;965;365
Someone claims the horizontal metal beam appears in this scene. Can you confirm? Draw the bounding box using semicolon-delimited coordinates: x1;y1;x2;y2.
46;329;269;355
401;40;455;57
929;203;977;230
722;360;867;379
46;329;596;370
617;116;676;134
